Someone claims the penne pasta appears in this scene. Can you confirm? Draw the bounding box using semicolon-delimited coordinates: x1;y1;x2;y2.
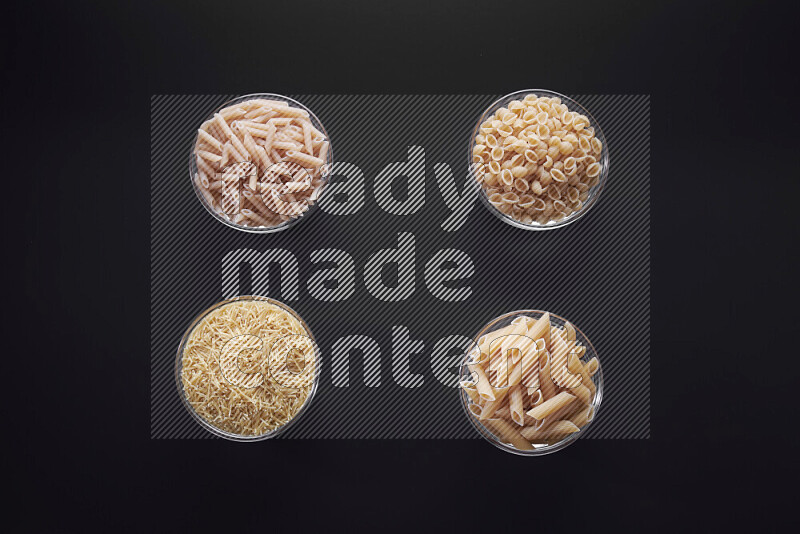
317;141;330;166
550;334;582;389
196;156;216;178
570;384;593;406
567;406;595;428
520;420;580;442
509;385;525;426
194;174;216;206
527;391;576;420
462;311;600;452
192;98;329;229
586;357;599;377
563;321;576;341
285;150;324;168
460;381;480;404
214;112;248;157
539;351;557;400
197;129;223;152
219;106;246;120
241;208;271;227
301;120;314;155
196;149;222;163
495;405;540;428
270;105;309;118
569;352;596;399
468;363;496;401
482;419;535;451
241;129;264;168
520;339;543;392
479;398;503;420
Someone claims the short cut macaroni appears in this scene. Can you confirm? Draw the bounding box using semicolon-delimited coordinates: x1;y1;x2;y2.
473;94;604;225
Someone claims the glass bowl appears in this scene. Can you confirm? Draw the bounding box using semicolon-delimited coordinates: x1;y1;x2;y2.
189;93;333;233
470;89;610;231
174;295;321;441
458;310;603;455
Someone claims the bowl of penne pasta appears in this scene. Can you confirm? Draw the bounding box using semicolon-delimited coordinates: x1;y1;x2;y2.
190;94;333;233
459;310;603;455
470;89;609;230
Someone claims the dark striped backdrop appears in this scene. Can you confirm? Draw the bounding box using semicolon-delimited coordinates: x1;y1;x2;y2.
150;95;650;439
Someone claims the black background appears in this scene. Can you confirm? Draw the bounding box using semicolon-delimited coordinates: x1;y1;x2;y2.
5;0;798;531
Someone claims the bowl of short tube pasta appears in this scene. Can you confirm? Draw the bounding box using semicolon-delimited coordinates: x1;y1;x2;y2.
459;310;603;455
470;89;609;230
190;93;333;233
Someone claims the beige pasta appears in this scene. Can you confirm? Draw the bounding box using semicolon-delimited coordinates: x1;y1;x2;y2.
474;93;604;225
180;299;317;436
568;406;595;428
460;381;481;404
586;357;600;377
461;311;600;452
527;391;576;420
520;420;581;443
193;98;331;229
509;385;525;425
482;419;535;451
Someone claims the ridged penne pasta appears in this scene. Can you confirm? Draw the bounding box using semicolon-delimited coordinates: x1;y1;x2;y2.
527;390;577;421
468;362;496;401
509;385;525;425
550;334;582;389
538;351;557;400
495;405;540;427
285;150;324;168
482;419;535;451
197;129;223;152
460;381;480;404
567;406;595;428
570;383;593;406
480;398;504;420
192;97;330;229
520;420;580;443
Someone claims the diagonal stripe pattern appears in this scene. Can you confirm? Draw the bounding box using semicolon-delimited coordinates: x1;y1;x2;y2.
151;95;650;440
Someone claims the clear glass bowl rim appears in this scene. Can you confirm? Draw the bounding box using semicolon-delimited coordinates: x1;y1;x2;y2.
174;295;321;442
458;309;604;456
470;89;611;231
188;93;334;234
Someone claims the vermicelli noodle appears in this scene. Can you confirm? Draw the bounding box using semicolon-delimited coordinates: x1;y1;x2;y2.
180;299;317;436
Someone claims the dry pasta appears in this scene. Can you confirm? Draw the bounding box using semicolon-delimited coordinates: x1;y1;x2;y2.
473;93;604;225
180;299;317;437
461;311;600;450
193;98;331;229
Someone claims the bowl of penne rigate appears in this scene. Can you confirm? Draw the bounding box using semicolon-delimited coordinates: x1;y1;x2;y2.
459;310;603;455
470;89;609;230
190;94;333;233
